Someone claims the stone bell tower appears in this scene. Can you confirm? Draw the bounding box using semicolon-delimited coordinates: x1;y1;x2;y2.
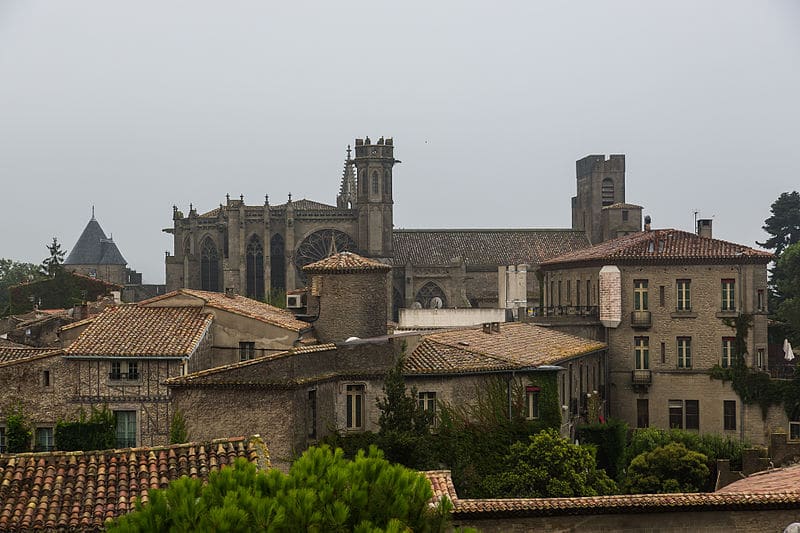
353;136;398;259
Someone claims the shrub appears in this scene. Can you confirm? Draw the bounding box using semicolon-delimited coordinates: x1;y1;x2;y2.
623;442;709;494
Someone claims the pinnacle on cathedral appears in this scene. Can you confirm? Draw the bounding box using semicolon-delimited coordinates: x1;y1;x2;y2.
336;144;356;209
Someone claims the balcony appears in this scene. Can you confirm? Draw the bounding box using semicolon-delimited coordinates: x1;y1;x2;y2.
631;369;652;385
630;310;651;328
532;306;599;319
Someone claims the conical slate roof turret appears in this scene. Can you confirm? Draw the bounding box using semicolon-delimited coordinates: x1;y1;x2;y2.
65;213;127;266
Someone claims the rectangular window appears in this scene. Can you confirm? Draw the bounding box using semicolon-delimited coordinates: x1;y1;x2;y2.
42;370;51;387
722;337;736;368
676;280;691;311
576;280;581;307
659;285;665;307
587;280;591;305
722;279;736;311
419;391;437;425
346;384;365;430
550;281;555;307
756;348;765;370
757;289;765;311
127;361;139;380
660;342;666;364
635;337;650;369
622;210;629;222
791;421;800;440
0;427;5;453
239;341;256;362
35;427;54;452
724;400;737;431
636;399;649;428
668;400;683;429
558;280;562;306
685;400;699;430
308;390;317;439
634;280;649;311
524;386;540;420
115;411;137;448
110;361;122;380
677;337;692;368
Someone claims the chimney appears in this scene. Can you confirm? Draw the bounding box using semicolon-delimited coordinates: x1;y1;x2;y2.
697;219;713;239
644;215;651;232
225;287;237;298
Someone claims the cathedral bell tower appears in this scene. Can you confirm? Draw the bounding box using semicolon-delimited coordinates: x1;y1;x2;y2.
353;136;397;259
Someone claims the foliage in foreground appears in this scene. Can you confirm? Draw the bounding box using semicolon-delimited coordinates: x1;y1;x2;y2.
108;445;451;533
481;428;617;498
623;442;709;494
4;405;32;453
55;407;116;452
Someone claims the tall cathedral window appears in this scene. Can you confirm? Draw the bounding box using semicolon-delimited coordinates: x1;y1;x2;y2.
602;178;615;206
200;238;220;292
270;234;286;292
246;235;265;300
372;171;379;194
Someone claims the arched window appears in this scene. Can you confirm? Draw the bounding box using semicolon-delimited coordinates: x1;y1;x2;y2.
372;171;379;194
294;229;357;284
601;178;615;206
200;238;220;292
416;282;447;309
270;234;286;292
392;287;404;322
246;235;265;300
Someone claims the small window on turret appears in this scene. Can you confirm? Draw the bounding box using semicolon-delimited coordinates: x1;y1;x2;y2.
372;171;379;194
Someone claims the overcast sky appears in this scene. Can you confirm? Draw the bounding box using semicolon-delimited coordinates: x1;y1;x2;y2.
1;1;798;283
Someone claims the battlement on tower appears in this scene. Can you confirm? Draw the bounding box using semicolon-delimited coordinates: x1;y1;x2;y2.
576;154;625;178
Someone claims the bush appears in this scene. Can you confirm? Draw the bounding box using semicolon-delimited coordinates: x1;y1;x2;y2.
169;409;188;444
577;418;628;479
5;406;32;453
108;445;452;533
55;407;116;452
623;442;709;494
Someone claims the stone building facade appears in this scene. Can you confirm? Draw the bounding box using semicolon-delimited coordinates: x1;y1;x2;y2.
164;141;640;315
539;225;779;444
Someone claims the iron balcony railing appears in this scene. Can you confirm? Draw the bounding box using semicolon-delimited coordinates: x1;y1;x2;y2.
630;310;652;328
631;369;652;385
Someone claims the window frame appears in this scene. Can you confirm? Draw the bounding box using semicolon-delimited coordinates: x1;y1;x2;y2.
115;410;137;448
35;427;54;452
346;384;365;431
677;337;692;369
634;280;649;311
636;398;649;428
722;337;736;368
524;386;540;420
239;341;256;362
635;336;650;370
723;400;737;431
676;279;691;311
721;279;736;311
685;399;699;430
668;400;683;429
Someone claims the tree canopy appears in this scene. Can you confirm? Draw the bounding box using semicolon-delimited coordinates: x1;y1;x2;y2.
759;191;800;255
0;259;44;315
623;442;709;494
772;241;800;345
108;445;451;533
41;237;66;278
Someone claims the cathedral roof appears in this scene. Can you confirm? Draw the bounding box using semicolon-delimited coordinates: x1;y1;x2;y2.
64;217;127;266
303;252;391;274
391;229;590;267
198;199;341;218
540;228;773;268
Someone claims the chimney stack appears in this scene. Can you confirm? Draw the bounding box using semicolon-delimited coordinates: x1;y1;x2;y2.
644;215;652;232
697;219;713;239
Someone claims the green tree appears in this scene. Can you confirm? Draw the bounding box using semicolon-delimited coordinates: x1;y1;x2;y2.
5;405;32;453
481;428;617;498
55;407;116;452
758;191;800;256
623;442;709;494
772;242;800;345
169;409;188;444
41;237;66;278
0;259;43;315
108;445;452;533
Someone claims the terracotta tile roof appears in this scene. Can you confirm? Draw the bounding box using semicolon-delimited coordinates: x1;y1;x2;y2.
716;463;800;494
392;229;590;267
541;229;773;268
0;347;60;366
425;471;800;518
165;343;337;386
59;316;95;332
303;252;391;273
0;436;269;532
405;323;606;374
139;289;310;332
0;338;29;348
64;306;212;358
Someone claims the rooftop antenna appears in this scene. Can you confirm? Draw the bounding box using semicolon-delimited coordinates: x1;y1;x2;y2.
91;206;96;221
693;210;699;232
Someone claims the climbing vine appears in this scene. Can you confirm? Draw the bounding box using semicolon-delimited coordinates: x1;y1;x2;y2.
711;313;800;419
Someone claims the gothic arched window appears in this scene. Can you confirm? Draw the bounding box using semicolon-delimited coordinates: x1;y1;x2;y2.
200;237;220;292
416;282;447;309
246;235;265;300
602;178;615;206
294;230;357;284
372;171;379;194
270;234;286;292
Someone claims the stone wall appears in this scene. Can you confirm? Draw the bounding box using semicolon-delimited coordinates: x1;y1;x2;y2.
313;271;388;342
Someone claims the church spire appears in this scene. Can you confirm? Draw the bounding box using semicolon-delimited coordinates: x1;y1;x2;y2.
336;145;357;209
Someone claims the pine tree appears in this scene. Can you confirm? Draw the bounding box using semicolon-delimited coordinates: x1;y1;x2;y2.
41;237;66;278
758;191;800;255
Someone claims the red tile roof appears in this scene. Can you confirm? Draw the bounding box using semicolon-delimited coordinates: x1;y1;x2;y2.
303;252;391;274
0;347;60;366
540;229;773;268
64;306;212;358
424;470;800;518
716;463;800;494
405;323;606;374
0;436;269;532
139;289;310;332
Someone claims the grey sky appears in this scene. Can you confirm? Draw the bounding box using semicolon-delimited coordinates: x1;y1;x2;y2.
1;1;799;284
